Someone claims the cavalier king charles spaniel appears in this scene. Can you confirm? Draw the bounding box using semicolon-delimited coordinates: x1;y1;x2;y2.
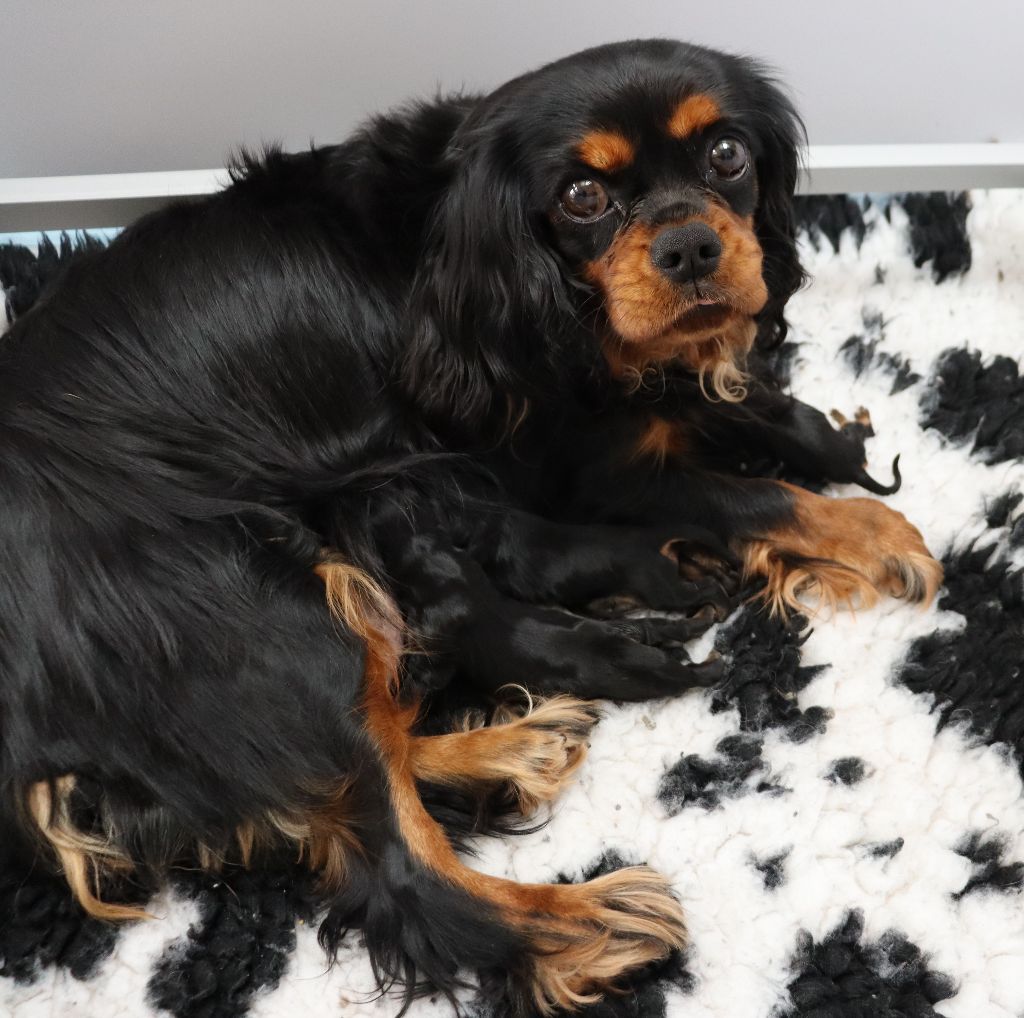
0;39;939;1015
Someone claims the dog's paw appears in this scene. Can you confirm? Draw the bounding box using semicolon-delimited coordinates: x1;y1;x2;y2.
830;405;875;440
744;494;943;615
442;694;602;814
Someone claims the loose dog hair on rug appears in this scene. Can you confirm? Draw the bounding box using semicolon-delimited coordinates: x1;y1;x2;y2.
0;39;948;1016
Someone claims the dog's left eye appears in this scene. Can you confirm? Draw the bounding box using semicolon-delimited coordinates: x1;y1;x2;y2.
560;180;610;221
709;137;749;181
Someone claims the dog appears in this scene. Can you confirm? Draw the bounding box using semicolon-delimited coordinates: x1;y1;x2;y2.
0;39;941;1015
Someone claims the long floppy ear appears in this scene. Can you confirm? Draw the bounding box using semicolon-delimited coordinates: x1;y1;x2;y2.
402;131;573;434
746;68;807;350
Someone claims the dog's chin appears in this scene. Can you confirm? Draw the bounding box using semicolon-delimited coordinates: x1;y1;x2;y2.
613;303;751;358
603;301;758;401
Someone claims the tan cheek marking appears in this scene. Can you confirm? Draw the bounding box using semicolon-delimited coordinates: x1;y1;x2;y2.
702;206;768;313
576;130;635;173
584;221;681;342
667;94;722;139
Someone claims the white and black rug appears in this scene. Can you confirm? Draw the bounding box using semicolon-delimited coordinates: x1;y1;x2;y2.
2;189;1023;1018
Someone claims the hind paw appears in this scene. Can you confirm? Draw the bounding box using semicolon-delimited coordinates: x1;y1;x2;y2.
410;695;601;815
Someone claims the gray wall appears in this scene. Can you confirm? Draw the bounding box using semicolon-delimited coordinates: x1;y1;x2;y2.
5;0;1022;178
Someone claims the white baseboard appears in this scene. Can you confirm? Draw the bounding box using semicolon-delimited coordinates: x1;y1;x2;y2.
805;143;1024;195
1;145;1023;232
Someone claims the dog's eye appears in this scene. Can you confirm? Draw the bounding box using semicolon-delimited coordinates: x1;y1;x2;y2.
709;137;749;181
560;180;609;221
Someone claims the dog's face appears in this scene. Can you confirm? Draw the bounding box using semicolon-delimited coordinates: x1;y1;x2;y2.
504;42;801;381
411;40;804;421
548;89;768;379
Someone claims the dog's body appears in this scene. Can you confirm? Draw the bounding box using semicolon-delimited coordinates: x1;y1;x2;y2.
0;40;940;1013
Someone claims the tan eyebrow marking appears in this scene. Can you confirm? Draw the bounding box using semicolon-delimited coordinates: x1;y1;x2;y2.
575;130;635;173
666;94;722;139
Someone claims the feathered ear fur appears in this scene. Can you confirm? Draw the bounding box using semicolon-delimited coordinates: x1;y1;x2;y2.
744;66;807;350
402;125;574;434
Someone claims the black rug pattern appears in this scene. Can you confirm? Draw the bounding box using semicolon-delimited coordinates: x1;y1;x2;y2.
2;188;1023;1017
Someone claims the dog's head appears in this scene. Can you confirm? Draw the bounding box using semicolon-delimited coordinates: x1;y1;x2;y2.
407;40;804;424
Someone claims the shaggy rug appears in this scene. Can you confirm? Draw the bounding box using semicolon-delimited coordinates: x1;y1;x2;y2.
1;188;1023;1018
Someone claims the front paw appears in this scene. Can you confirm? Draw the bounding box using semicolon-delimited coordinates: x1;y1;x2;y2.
743;491;943;615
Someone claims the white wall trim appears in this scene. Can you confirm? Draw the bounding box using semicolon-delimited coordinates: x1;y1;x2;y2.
805;143;1024;196
2;145;1023;232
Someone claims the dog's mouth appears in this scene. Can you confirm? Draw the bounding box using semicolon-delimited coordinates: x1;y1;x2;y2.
657;277;756;337
602;292;757;401
671;301;734;333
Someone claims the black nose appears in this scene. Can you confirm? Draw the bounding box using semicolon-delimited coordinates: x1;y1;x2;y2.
650;223;722;283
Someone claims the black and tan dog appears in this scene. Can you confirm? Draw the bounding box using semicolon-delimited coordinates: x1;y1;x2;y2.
0;40;939;1014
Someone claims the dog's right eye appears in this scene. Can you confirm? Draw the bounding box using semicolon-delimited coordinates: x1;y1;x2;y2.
560;180;609;221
